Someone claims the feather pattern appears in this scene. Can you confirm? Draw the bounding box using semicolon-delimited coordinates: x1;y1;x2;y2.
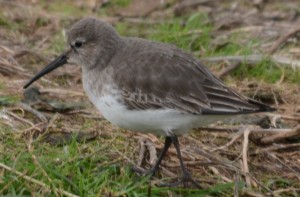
110;38;272;115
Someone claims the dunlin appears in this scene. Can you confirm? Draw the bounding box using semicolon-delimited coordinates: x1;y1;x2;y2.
24;18;274;187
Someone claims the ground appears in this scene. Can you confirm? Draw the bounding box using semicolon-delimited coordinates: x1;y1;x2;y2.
0;0;300;196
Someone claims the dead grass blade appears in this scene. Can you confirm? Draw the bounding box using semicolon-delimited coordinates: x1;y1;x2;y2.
17;102;48;122
203;54;300;68
242;128;251;187
260;125;300;144
267;26;300;55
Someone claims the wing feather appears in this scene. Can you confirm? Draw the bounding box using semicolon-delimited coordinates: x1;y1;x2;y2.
112;39;271;114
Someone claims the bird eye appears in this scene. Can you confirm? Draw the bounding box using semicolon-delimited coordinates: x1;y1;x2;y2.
74;41;83;48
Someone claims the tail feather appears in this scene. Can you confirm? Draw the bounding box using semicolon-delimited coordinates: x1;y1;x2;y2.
248;98;276;112
202;98;275;115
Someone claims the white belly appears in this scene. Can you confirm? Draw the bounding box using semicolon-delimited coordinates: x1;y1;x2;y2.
84;86;225;136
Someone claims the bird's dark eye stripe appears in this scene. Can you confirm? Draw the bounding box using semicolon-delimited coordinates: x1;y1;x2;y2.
74;41;83;48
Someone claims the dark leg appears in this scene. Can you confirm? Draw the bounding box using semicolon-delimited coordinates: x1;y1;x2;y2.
163;135;201;188
133;135;201;188
132;137;172;176
150;136;172;176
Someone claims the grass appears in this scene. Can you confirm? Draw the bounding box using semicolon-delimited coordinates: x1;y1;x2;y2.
1;0;300;196
0;11;26;31
0;96;20;105
107;0;132;7
147;13;213;52
41;0;90;16
233;58;300;83
0;131;237;196
46;30;67;55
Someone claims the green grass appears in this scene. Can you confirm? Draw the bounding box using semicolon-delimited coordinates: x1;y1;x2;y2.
41;0;90;16
0;131;238;196
0;115;238;196
0;83;5;91
210;38;257;56
148;13;213;52
1;1;300;196
232;58;300;83
47;31;67;55
108;0;132;7
0;12;25;31
0;14;12;29
0;95;20;105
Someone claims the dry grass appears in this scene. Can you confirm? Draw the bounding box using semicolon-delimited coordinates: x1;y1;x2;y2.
0;0;300;196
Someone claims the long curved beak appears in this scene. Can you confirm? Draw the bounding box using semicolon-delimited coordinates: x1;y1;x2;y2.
23;53;69;89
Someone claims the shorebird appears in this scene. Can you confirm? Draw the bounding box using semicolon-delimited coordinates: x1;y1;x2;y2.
24;18;274;187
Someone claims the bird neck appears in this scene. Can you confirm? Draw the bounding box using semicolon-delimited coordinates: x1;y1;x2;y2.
90;35;125;71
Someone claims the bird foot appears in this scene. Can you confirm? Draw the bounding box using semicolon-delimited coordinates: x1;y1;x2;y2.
158;171;202;189
130;166;157;177
131;166;201;188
